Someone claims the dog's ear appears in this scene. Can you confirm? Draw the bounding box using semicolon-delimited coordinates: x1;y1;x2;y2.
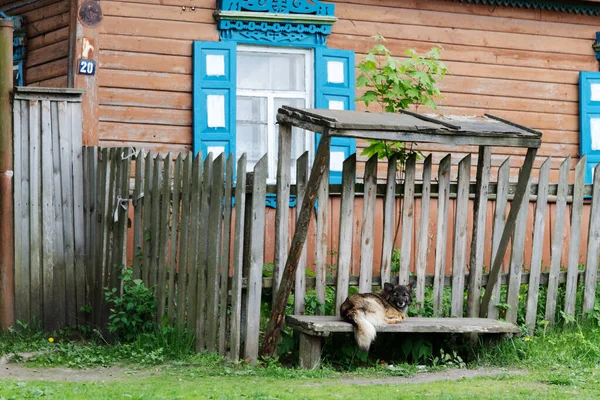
408;280;416;291
383;282;395;293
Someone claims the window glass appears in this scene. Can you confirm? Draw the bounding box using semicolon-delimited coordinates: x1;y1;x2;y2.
237;52;305;91
237;47;312;182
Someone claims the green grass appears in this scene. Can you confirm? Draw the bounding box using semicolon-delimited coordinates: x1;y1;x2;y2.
3;281;600;398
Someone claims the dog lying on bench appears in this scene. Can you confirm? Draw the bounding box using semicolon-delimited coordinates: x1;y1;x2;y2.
340;282;415;351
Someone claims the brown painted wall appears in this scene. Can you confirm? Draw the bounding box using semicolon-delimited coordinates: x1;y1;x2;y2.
93;0;599;180
1;0;70;87
100;0;595;275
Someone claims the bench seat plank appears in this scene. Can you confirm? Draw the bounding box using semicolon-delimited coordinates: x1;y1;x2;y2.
286;316;521;337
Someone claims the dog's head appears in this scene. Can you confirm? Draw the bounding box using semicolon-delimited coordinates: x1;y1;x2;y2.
382;281;415;313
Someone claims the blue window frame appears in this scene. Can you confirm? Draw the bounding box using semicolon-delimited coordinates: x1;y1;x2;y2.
193;0;356;187
579;72;600;183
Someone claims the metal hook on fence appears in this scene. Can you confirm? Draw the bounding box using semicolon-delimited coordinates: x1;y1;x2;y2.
133;192;144;208
121;147;137;160
113;196;130;222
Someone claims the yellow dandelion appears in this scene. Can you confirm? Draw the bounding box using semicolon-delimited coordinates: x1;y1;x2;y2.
524;337;531;342
48;337;54;343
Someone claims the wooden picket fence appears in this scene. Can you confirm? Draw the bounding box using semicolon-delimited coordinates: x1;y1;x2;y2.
83;146;600;362
12;88;86;331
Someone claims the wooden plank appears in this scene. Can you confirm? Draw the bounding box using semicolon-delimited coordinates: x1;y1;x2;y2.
98;70;191;93
25;59;68;85
176;153;193;332
451;154;471;317
168;154;183;324
583;162;600;314
415;155;432;309
26;11;69;38
142;151;154;284
12;100;28;323
487;157;510;320
545;157;570;324
481;147;537;317
70;100;85;323
83;146;97;322
99;87;192;110
93;148;107;326
244;155;268;363
99;16;219;42
149;154;163;289
18;101;31;321
467;146;491;318
273;123;292;299
106;149;121;293
219;154;234;355
101;1;213;23
206;154;225;352
294;152;309;315
99;122;192;146
433;154;451;316
505;177;531;324
399;154;416;286
333;19;590;58
99;105;191;126
335;154;357;313
286;315;521;335
117;150;132;272
99;49;192;75
359;155;378;293
230;154;247;360
40;100;56;330
185;154;202;334
12;100;23;326
315;158;329;314
525;157;551;333
564;156;586;317
335;2;598;40
329;35;595;73
195;154;213;351
28;100;42;322
380;156;397;285
132;150;144;279
57;101;75;326
25;40;69;69
28;26;69;51
156;153;172;323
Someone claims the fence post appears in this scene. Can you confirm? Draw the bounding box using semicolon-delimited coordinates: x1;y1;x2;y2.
0;17;14;331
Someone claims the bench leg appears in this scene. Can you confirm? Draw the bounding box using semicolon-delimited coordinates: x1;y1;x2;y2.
298;333;322;369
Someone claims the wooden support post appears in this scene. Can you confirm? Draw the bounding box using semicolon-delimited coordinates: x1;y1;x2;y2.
260;128;332;358
273;124;291;299
467;146;490;318
480;147;537;317
298;333;322;370
69;0;99;145
0;18;14;330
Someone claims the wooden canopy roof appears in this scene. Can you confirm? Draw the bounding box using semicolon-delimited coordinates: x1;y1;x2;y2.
277;106;542;149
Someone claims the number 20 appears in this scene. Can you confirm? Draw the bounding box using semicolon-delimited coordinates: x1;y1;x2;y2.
79;61;94;74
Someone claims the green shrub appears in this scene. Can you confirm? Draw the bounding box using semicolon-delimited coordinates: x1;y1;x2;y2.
105;266;157;342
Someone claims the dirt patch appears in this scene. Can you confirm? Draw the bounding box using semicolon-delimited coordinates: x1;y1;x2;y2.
0;364;159;382
309;368;528;386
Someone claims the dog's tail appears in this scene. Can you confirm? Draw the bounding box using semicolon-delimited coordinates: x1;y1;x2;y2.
344;310;376;352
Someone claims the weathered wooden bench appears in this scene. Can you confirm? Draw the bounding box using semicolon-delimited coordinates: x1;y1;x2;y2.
286;316;521;369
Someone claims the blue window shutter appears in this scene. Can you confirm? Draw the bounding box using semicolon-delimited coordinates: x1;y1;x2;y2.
315;48;356;184
193;41;236;159
580;71;600;184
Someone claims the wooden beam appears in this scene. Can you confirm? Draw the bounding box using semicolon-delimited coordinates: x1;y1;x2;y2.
69;0;99;145
260;128;332;358
480;147;538;317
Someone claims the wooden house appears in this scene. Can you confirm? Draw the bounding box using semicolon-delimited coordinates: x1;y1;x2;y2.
2;0;600;271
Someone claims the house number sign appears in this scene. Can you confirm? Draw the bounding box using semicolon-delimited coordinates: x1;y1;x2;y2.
77;59;96;75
